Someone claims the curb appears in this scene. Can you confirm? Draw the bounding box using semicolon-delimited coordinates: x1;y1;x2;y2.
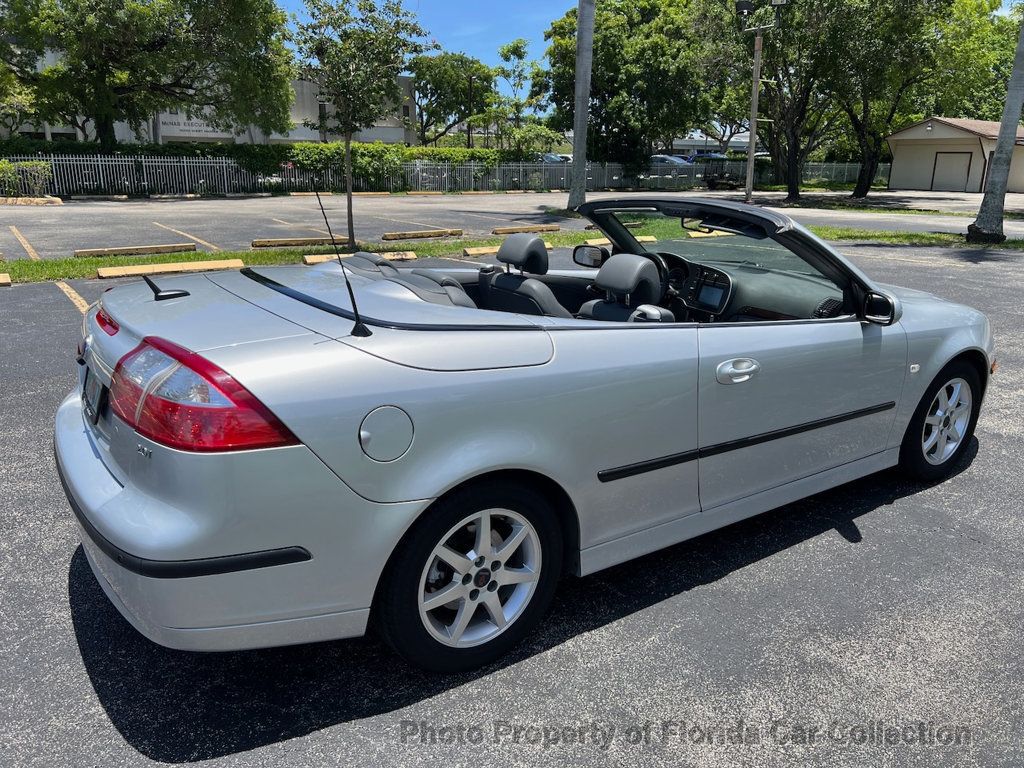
406;191;444;196
70;195;128;201
585;235;657;247
97;259;244;279
226;192;272;198
0;273;10;287
0;196;63;206
491;224;560;235
303;251;416;265
382;228;462;241
74;243;196;258
352;192;390;197
288;191;333;197
463;241;553;258
252;237;348;248
149;194;200;200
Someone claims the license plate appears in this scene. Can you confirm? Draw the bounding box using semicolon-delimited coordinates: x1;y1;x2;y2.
82;367;105;425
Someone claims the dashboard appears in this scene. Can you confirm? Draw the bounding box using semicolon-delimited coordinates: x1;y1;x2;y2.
659;251;847;323
665;255;733;317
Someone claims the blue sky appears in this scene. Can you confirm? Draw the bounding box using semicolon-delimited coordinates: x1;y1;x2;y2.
279;0;576;70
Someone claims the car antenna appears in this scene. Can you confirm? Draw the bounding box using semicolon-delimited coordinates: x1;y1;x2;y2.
314;187;371;337
142;275;190;302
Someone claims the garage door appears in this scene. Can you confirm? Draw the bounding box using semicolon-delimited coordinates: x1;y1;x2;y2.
932;152;971;192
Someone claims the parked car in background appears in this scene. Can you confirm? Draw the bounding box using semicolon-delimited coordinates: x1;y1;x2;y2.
56;198;994;672
650;154;693;166
540;153;569;164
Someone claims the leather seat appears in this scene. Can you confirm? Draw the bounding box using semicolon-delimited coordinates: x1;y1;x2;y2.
578;253;674;322
477;233;572;318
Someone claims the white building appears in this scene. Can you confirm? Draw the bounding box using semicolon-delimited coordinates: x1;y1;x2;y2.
9;75;418;146
885;117;1024;193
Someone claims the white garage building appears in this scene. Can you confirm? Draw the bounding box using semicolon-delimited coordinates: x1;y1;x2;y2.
886;117;1024;193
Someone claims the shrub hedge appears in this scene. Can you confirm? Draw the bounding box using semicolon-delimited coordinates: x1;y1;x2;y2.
0;158;53;196
0;137;522;175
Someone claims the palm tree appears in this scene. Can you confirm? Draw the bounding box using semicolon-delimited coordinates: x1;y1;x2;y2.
967;19;1024;243
568;0;596;210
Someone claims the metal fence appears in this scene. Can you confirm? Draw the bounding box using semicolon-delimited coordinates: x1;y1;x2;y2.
2;154;891;197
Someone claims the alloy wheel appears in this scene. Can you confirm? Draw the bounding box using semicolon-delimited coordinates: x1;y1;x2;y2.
417;508;541;648
921;377;972;466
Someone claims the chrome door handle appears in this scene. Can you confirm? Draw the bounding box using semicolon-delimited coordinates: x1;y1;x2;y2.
716;358;761;384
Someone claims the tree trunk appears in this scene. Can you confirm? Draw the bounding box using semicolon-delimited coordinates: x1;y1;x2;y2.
95;112;117;152
344;133;355;247
969;19;1024;243
852;135;880;199
568;0;596;209
785;133;801;200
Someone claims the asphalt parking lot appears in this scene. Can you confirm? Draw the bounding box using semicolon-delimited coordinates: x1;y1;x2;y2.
3;188;1024;261
1;221;1023;765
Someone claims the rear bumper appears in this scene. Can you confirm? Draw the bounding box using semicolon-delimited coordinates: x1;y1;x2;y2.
55;390;428;651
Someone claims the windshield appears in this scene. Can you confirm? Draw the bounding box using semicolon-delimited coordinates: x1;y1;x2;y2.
608;210;821;277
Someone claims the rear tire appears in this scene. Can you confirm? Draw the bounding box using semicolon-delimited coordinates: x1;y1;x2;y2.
376;481;562;673
899;360;981;482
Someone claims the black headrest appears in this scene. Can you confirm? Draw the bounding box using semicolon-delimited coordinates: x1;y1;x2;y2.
496;233;548;274
594;253;661;306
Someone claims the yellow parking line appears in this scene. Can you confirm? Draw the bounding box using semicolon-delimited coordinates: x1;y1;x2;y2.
55;280;90;314
152;221;221;251
9;226;40;260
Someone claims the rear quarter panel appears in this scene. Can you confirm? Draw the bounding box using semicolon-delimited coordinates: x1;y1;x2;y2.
204;325;701;550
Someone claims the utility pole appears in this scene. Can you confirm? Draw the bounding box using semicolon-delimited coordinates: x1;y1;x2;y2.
467;74;474;149
743;26;764;203
568;0;596;209
738;0;785;204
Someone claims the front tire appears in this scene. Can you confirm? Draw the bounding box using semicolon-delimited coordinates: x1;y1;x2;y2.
899;360;981;482
376;482;562;673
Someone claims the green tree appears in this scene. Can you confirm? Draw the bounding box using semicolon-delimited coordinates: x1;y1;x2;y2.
538;0;708;167
918;0;1019;122
409;52;494;146
0;64;37;135
495;39;542;130
756;1;842;200
1;0;294;151
295;0;429;245
821;0;954;198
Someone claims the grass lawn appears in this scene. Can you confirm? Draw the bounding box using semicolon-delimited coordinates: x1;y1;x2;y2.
2;224;1022;284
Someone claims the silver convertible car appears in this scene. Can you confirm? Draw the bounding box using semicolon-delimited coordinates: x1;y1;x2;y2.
56;198;995;671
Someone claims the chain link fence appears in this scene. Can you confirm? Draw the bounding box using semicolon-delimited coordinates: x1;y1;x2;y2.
1;154;891;197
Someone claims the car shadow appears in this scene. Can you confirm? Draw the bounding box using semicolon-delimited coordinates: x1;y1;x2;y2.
70;442;977;762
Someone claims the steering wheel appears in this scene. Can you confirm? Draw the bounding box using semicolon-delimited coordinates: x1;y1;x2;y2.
643;251;672;303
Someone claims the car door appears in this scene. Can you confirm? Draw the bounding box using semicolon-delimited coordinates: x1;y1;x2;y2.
697;318;907;510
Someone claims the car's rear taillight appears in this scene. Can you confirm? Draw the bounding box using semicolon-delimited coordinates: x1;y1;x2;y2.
109;336;298;452
96;305;119;336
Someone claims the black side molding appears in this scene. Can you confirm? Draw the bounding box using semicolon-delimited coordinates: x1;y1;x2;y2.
598;401;896;482
55;447;312;579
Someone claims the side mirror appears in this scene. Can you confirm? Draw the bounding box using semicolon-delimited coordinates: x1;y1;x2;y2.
863;291;898;325
573;244;607;268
